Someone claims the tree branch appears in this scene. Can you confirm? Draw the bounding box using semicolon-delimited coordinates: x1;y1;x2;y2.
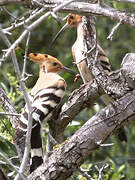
26;1;135;27
1;1;135;28
48;80;102;144
3;8;46;32
28;89;135;180
1;0;74;62
48;15;134;146
0;152;25;180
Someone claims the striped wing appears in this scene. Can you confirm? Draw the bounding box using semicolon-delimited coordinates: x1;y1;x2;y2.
19;84;66;173
97;44;111;75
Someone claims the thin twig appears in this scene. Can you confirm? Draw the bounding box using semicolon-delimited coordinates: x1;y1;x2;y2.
51;12;66;22
0;28;33;180
2;6;20;20
79;167;95;180
0;152;25;180
32;0;45;7
1;0;74;62
95;164;109;180
107;20;122;41
44;128;58;146
43;127;58;154
22;32;31;80
0;160;7;165
9;156;19;160
0;112;21;116
3;7;46;32
98;142;114;147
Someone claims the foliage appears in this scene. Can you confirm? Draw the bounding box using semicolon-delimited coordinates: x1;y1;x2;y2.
0;1;135;179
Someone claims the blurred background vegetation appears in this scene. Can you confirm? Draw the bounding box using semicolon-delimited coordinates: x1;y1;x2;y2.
0;1;135;179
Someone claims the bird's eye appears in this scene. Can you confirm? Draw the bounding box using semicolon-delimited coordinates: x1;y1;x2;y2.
33;53;37;56
70;15;74;19
52;62;57;66
44;54;48;58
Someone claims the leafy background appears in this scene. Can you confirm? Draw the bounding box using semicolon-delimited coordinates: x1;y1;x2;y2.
0;1;135;179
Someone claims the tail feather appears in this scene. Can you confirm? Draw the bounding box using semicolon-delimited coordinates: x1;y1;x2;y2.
30;123;43;173
30;156;43;173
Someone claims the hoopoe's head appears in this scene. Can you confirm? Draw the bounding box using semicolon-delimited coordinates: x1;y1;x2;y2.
67;14;82;27
50;14;82;46
28;53;75;74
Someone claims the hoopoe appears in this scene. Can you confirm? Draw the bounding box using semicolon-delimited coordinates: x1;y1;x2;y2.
51;14;111;85
19;53;75;172
51;14;127;142
51;14;111;105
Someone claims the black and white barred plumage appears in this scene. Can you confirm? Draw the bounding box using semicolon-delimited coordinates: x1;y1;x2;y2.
19;73;66;173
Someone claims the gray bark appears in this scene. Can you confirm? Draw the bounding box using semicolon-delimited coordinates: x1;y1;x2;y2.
28;89;135;180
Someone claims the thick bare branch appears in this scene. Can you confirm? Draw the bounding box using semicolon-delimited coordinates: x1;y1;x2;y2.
81;16;131;99
49;80;102;143
28;89;135;180
1;0;135;28
32;1;135;27
48;15;134;146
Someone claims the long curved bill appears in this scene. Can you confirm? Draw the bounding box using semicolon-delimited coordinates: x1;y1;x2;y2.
50;22;69;47
62;66;76;75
